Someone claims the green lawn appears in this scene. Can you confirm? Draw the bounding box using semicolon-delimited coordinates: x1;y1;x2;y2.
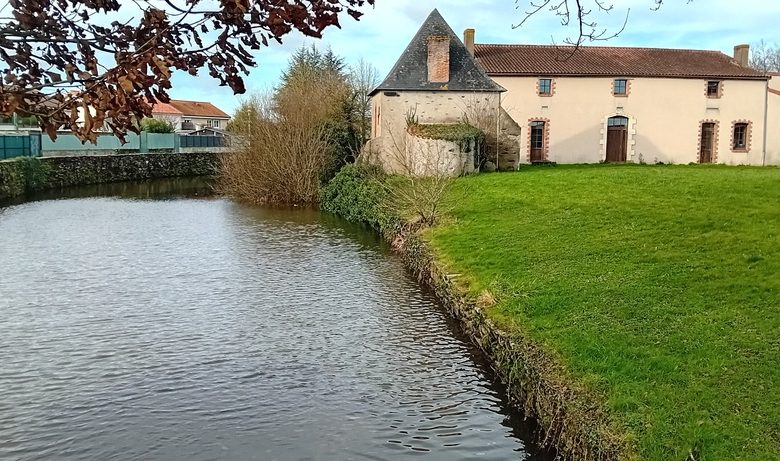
427;164;780;461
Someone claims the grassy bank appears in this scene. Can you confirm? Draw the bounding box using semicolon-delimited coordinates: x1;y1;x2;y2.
426;165;780;460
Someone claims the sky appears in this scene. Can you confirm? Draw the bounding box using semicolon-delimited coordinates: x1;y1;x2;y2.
168;0;780;115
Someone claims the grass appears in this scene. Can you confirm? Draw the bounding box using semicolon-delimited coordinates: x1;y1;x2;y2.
426;164;780;461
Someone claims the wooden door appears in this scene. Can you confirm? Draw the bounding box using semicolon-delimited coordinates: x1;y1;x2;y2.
530;121;545;162
606;127;628;162
699;123;715;163
606;116;628;162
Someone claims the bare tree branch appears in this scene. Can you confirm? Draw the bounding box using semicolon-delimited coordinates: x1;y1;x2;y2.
513;0;689;56
0;0;375;142
750;40;780;73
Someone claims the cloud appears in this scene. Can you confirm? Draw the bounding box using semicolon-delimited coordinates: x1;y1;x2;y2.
168;0;780;114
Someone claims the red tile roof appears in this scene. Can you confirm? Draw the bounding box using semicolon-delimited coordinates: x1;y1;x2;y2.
151;101;183;115
168;100;230;118
474;44;767;80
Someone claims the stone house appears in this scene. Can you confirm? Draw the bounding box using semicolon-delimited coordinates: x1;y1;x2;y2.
471;40;774;165
366;9;521;175
369;9;778;170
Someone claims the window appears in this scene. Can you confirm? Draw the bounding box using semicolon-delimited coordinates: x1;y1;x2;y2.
732;122;748;151
707;81;721;98
613;79;628;96
208;119;221;129
538;78;552;96
530;121;545;149
608;116;629;127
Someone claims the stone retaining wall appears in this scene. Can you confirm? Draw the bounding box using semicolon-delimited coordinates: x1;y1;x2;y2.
0;152;220;200
397;232;630;461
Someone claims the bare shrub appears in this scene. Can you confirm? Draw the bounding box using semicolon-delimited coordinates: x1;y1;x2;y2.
219;88;334;205
348;58;380;146
460;96;521;170
378;125;456;226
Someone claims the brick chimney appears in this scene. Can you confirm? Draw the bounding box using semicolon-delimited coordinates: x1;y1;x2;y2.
427;35;450;83
734;44;750;67
464;28;475;57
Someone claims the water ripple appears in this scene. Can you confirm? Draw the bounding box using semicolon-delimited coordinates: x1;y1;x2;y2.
0;194;548;461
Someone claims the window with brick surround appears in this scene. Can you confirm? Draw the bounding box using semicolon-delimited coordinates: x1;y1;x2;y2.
732;122;748;150
538;78;552;96
707;81;722;98
613;79;628;96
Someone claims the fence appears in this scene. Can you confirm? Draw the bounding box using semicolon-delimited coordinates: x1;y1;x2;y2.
0;134;40;160
0;131;229;159
180;135;227;148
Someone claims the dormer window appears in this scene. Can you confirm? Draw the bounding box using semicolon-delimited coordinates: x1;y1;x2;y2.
707;81;722;98
613;79;628;96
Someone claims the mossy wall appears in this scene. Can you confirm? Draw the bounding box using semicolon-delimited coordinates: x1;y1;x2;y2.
0;152;219;200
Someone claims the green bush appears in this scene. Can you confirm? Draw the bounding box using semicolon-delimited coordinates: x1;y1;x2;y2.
0;157;50;198
320;164;397;232
141;118;175;133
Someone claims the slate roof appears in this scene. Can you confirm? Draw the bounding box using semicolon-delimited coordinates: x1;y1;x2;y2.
371;9;504;95
474;44;768;80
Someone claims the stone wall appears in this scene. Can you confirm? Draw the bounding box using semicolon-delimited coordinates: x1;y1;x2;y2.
364;127;482;177
404;132;478;176
0;152;219;200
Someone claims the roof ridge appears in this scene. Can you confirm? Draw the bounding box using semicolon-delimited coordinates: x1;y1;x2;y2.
474;43;724;54
170;99;216;104
474;43;766;80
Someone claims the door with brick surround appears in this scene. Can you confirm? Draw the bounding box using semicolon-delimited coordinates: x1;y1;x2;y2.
530;121;545;162
606;116;628;162
699;123;715;163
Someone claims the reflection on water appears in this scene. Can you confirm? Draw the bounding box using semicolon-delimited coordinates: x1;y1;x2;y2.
0;176;216;207
0;180;550;461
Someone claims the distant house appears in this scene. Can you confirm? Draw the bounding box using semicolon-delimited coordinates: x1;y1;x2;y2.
150;100;230;133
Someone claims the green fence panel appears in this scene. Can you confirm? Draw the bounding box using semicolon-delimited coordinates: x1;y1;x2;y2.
42;132;141;151
0;135;32;159
146;133;176;150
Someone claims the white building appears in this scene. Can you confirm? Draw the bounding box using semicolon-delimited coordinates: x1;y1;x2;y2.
151;100;230;133
368;10;779;171
471;39;773;165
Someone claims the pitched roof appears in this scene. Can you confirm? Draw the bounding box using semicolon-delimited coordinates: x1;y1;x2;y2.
151;101;183;116
372;9;504;95
474;44;768;80
168;100;230;118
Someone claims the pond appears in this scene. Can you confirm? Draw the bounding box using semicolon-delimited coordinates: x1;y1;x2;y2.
0;179;549;460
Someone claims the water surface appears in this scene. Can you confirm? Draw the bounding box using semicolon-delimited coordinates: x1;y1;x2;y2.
0;180;548;460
